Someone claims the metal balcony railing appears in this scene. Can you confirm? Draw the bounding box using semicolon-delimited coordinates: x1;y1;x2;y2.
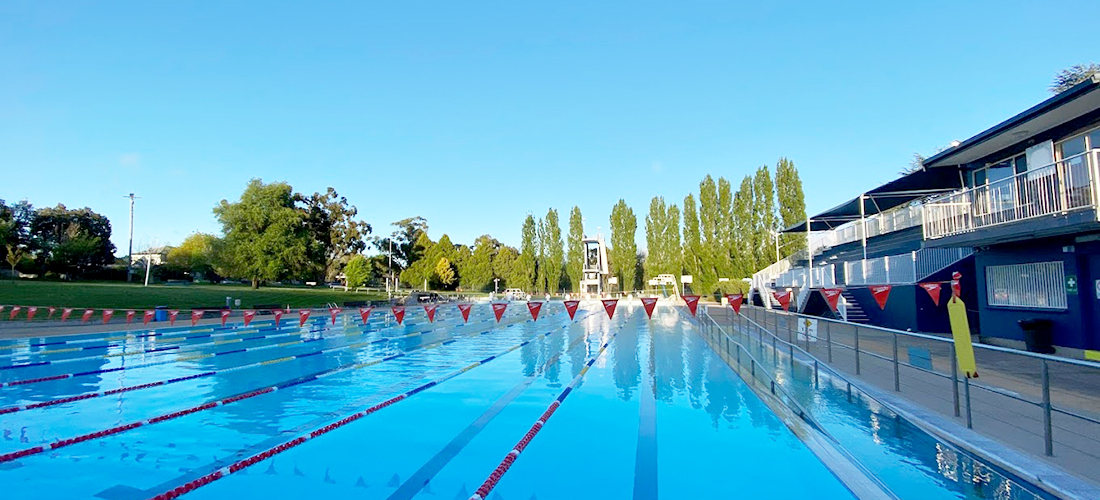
923;150;1100;240
843;248;972;286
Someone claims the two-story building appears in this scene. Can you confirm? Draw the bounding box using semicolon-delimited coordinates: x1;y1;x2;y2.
756;75;1100;355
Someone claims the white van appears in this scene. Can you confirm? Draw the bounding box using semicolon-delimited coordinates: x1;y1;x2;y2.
503;288;528;301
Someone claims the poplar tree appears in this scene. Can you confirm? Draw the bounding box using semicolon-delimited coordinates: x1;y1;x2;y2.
752;166;778;270
644;196;667;281
540;208;564;293
776;157;807;255
732;176;755;277
717;176;733;279
666;203;682;277
518;215;538;292
682;194;703;295
464;235;497;291
566;206;584;292
609;199;638;292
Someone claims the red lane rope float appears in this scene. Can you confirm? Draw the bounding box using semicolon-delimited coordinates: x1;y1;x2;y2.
469;323;623;500
141;311;596;500
0;312;497;389
0;311;542;464
0;313;506;414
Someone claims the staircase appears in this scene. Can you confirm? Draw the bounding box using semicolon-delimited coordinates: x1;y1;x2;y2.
840;290;869;323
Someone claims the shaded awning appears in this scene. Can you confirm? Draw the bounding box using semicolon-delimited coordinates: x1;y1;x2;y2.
781;166;962;233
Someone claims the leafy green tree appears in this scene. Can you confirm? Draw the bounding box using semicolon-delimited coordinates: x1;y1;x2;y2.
435;256;456;288
400;232;436;288
697;175;720;292
493;245;520;290
609;200;638;292
372;216;428;277
343;254;370;288
213;179;310;289
717;177;734;279
682;194;702;295
0;200;34;264
30;204;116;278
167;232;220;280
566;206;584;292
776;157;807;255
6;244;25;280
752;165;778;270
644;196;667;281
296;188;372;281
1051;63;1100;94
538;208;564;293
462;235;497;291
666;203;681;276
517;215;538;292
732;176;755;277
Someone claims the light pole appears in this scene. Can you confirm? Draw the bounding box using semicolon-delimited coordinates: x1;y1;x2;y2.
494;278;500;293
124;193;139;282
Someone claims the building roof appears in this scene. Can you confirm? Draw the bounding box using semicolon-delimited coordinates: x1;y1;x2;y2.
923;75;1100;168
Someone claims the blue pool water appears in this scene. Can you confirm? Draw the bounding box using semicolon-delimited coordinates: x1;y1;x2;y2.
0;302;863;499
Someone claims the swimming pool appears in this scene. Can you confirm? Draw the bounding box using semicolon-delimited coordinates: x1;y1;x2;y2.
0;301;869;499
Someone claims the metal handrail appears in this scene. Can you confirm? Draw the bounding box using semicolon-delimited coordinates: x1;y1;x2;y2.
736;304;1100;458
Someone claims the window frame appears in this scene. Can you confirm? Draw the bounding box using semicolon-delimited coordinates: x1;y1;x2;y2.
984;261;1068;310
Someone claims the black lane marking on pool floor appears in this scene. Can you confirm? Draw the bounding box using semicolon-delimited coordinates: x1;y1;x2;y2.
633;323;659;500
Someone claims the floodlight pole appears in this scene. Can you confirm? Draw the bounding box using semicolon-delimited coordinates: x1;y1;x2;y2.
125;193;137;282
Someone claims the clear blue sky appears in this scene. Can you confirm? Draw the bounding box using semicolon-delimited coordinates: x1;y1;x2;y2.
2;1;1099;255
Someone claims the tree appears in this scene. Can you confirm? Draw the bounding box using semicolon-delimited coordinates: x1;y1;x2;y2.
682;194;703;295
30;204;116;278
435;257;456;288
462;235;498;291
899;153;925;176
644;196;667;281
732;176;755;277
343;255;370;288
752;166;778;270
609;200;638;292
372;216;428;277
1050;63;1100;94
0;200;34;264
697;175;720;291
717;177;734;279
493;245;520;290
665;203;681;277
775;158;807;256
400;232;436;288
5;244;25;280
167;232;220;280
538;208;564;293
296;188;372;281
517;215;538;292
566;206;584;292
213;179;311;289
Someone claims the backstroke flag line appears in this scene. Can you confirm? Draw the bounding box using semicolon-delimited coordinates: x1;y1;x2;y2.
563;300;580;320
492;302;508;322
602;299;618;319
726;294;743;315
682;295;700;316
457;303;472;322
527;301;542;321
821;289;842;312
424;304;438;323
640;297;658;318
392;306;406;325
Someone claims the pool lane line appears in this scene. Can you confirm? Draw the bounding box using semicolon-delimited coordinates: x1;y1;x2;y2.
0;312;544;464
632;322;658;500
0;314;503;415
0;312;504;388
0;319;299;352
387;313;598;500
468;320;627;500
138;311;599;500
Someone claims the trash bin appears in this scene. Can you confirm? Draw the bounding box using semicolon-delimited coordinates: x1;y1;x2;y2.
1018;318;1055;354
154;306;168;322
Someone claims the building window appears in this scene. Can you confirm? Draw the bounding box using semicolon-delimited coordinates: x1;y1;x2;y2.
985;261;1067;310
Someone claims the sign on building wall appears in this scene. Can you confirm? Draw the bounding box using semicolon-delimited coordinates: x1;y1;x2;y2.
797;317;818;342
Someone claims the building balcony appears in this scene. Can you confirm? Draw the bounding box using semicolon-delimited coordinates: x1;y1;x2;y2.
922;150;1100;245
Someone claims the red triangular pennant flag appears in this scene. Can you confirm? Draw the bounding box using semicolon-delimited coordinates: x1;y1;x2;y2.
821;288;842;312
772;291;792;312
329;307;342;325
26;306;38;322
491;302;507;322
640;297;658;318
918;282;942;306
392;306;406;324
869;285;892;310
358;307;372;325
527;301;543;321
102;309;114;324
125;310;136;324
726;294;743;315
457;303;472;322
82;309;95;323
191;310;205;326
682;295;700;316
10;306;22;320
221;309;232;327
61;307;74;322
272;309;284;325
563;300;580;320
423;304;438;323
602;298;619;319
951;272;962;298
0;305;6;317
243;310;256;327
47;306;56;319
143;310;155;326
298;309;311;327
168;310;179;325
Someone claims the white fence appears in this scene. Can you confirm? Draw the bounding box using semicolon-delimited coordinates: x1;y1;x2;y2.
924;151;1099;239
843;248;973;286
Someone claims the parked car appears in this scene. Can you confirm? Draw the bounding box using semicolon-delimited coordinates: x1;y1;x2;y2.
503;288;528;301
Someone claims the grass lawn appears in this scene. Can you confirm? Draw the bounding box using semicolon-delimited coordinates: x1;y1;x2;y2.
0;280;386;311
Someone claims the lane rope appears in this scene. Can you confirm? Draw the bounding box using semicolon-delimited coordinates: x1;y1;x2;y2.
140;308;598;500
